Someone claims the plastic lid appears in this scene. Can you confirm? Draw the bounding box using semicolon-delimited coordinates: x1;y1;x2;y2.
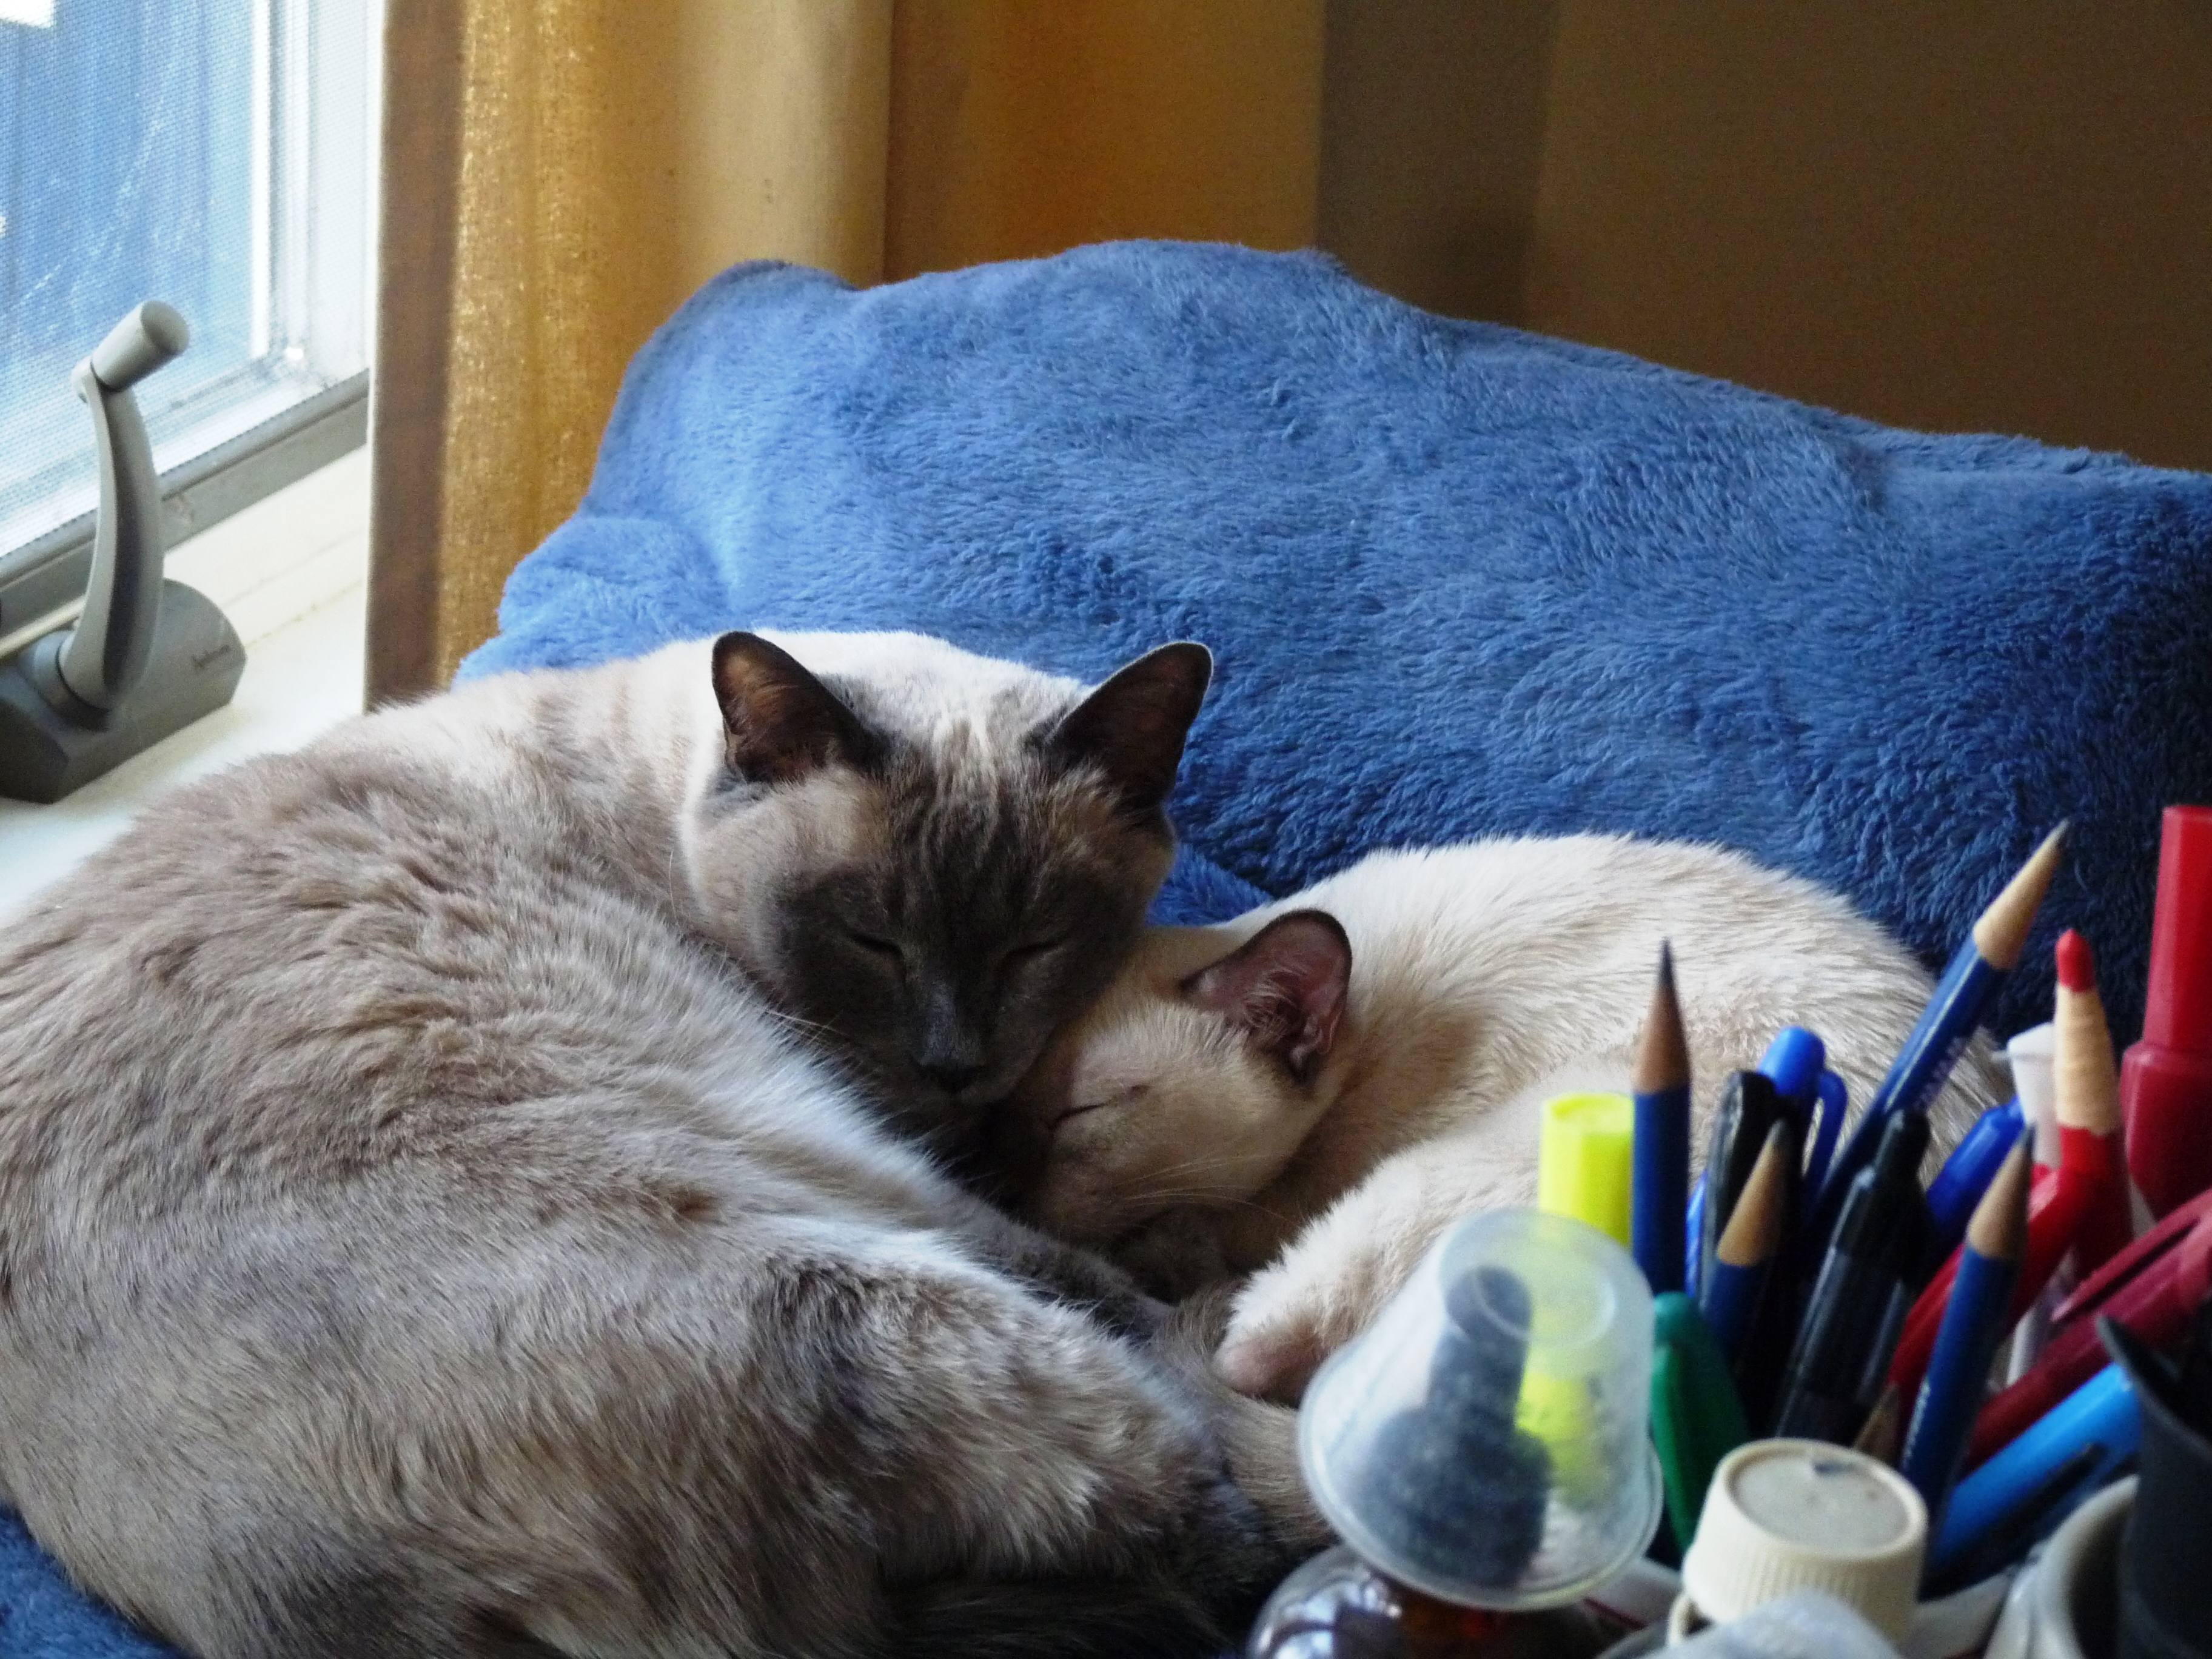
2143;805;2212;1054
1536;1092;1634;1247
1681;1440;1928;1641
2006;1022;2059;1168
1298;1208;1660;1610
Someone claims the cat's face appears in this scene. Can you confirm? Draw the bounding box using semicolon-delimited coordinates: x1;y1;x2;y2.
683;631;1212;1159
1008;911;1353;1242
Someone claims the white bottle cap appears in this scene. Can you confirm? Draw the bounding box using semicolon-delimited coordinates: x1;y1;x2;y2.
1680;1440;1928;1641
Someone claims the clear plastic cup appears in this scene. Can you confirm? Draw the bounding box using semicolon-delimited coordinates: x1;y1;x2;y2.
1297;1207;1661;1611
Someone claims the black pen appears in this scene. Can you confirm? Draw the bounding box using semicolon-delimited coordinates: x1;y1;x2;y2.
1771;1109;1931;1443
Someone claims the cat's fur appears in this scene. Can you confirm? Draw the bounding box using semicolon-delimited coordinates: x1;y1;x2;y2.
0;629;1320;1659
1008;836;2009;1401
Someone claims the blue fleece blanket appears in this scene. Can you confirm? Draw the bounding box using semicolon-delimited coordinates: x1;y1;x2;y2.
11;240;2212;1652
468;240;2212;1042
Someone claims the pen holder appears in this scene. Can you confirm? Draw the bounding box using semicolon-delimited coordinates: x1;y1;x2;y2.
2112;1333;2212;1659
1979;1478;2131;1659
1587;1555;2016;1658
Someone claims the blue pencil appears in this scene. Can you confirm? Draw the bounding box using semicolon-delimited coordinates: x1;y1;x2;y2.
1900;1141;2031;1538
1701;1121;1792;1370
1923;1098;2028;1269
1805;825;2067;1258
1632;942;1692;1295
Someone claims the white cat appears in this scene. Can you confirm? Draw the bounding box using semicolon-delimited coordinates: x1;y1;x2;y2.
1009;835;2009;1401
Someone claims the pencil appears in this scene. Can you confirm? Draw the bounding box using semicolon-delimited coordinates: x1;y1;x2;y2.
1633;942;1693;1294
2053;930;2132;1273
1854;1382;1906;1467
1701;1121;1791;1370
1805;824;2066;1258
1697;1070;1783;1299
1900;1141;2031;1538
1893;930;2115;1399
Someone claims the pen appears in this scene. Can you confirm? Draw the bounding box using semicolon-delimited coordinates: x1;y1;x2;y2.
1649;1292;1751;1553
1805;825;2066;1257
1929;1361;2140;1581
1899;1141;2031;1537
1633;943;1692;1295
1756;1027;1845;1202
1968;1188;2212;1465
1922;1441;2112;1596
1892;932;2119;1399
1922;1098;2026;1273
1773;1109;1930;1444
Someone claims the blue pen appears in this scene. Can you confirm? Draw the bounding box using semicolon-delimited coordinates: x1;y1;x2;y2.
1807;1070;1846;1197
1760;1027;1825;1107
1923;1099;2028;1268
1929;1360;2139;1577
1632;943;1692;1294
1805;825;2067;1259
1757;1027;1845;1201
1900;1141;2031;1537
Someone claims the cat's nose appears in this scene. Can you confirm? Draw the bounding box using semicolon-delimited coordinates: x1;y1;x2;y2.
919;1062;985;1096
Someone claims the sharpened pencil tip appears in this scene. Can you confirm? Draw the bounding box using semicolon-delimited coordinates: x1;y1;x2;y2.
1634;940;1691;1095
2056;928;2094;993
1715;1122;1792;1268
1967;1139;2033;1262
1972;823;2070;971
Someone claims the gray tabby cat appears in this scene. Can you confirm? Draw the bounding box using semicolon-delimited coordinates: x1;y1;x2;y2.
0;629;1317;1659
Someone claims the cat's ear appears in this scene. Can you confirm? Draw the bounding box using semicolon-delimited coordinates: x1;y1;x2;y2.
710;632;883;785
1045;642;1213;816
1181;910;1350;1088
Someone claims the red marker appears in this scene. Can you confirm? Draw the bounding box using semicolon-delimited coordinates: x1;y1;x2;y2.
1966;1187;2212;1466
2122;806;2212;1218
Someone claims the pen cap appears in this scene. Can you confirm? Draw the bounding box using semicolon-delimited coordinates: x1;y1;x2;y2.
1537;1091;1634;1246
2140;805;2212;1055
1681;1441;1928;1641
1298;1208;1660;1610
2008;1022;2059;1168
1759;1027;1826;1106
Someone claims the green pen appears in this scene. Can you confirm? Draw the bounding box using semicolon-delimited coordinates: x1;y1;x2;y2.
1651;1292;1751;1552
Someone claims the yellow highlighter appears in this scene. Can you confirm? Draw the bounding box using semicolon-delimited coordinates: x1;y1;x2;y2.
1537;1091;1635;1247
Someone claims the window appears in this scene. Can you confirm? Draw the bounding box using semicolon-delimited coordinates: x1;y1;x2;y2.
0;0;377;644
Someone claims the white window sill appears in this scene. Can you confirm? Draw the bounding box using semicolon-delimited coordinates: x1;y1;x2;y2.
0;446;369;923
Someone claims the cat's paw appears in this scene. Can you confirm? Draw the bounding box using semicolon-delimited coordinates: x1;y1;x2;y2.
1214;1239;1423;1403
1213;1322;1332;1405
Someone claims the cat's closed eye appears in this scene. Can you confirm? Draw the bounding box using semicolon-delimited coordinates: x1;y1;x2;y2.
1002;933;1071;967
839;925;902;961
1054;1081;1145;1128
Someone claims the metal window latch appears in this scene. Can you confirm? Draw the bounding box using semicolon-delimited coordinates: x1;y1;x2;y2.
0;303;246;803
